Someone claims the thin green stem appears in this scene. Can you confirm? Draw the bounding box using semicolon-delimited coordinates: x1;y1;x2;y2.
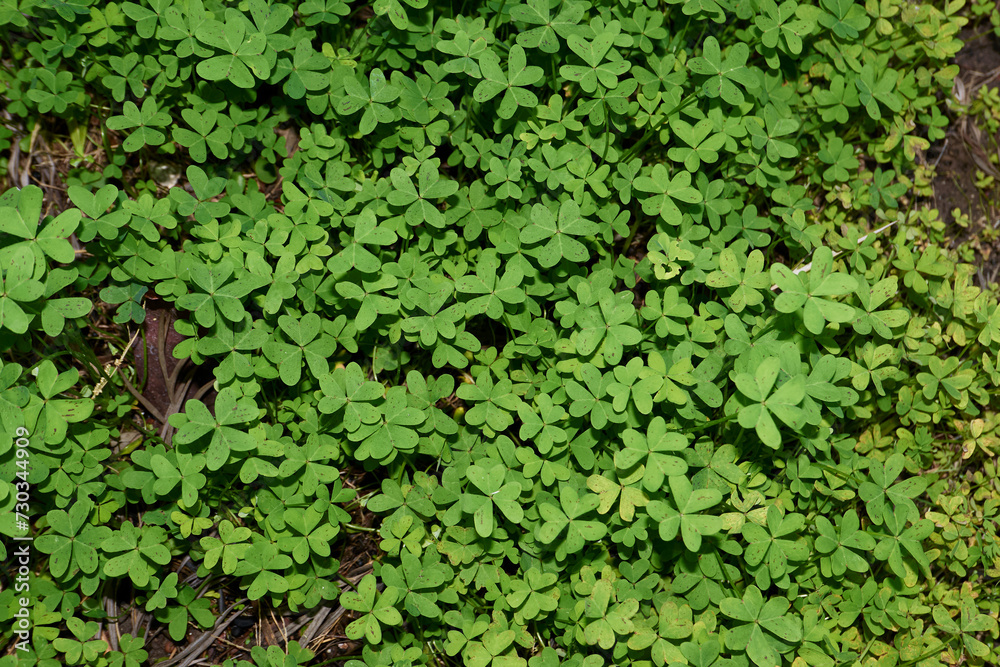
492;0;508;32
344;523;377;533
855;634;879;665
599;101;610;166
620;92;699;164
621;210;643;256
194;575;218;599
681;413;736;433
896;636;954;667
337;573;362;591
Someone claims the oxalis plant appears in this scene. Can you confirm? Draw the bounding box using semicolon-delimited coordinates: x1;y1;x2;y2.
0;0;998;667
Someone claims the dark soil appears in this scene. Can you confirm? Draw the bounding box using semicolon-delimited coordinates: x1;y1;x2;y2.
933;25;1000;253
932;137;985;230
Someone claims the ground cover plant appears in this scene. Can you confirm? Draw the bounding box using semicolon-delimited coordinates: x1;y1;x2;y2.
0;0;999;666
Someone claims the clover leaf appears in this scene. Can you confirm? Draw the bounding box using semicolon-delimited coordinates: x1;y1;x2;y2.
53;617;108;665
733;357;807;448
36;499;103;578
175;258;264;328
634;165;703;226
350;386;425;463
858;452;928;525
933;598;999;659
647;475;722;552
153;584;215;642
615;417;688;491
456;249;525;318
338;69;400;135
33;360;93;445
172;108;232;162
457;373;520;435
852;275;909;337
511;0;587;53
575;291;641;365
707;248;770;312
170;387;260;470
474;45;542;119
195;10;270;88
0;184;79;271
871;504;934;578
688;36;759;105
276;499;340;564
378;550;454;620
102;522;171;588
720;585;802;667
342;574;404;644
232;542;293;600
150;452;207;506
463;458;524;537
814;508;876;577
537;483;607;560
200;519;252;575
742;505;809;587
106;98;171;151
566;363;627;429
771;247;857;334
0;247;43;334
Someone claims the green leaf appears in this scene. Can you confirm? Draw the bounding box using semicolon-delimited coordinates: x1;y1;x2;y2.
338;69;400;135
195;11;270;88
707;248;770;312
536;483;606;560
721;586;802;667
457;373;520;435
687;36;759;105
771;247;857;334
616;416;688;490
170;387;259;470
521;199;598;267
106;98;171;151
634;165;703;226
474;45;542;119
648;475;722;551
